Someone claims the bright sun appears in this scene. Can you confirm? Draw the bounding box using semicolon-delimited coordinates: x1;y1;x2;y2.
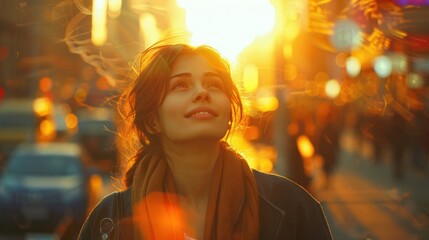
177;0;275;61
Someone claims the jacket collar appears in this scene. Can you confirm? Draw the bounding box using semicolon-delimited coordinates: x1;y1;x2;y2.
258;193;285;239
254;171;285;240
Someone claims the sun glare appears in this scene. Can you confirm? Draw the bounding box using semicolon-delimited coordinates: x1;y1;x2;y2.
178;0;275;61
92;0;107;46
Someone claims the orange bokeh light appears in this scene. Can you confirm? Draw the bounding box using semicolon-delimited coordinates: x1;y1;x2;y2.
39;77;52;92
297;134;314;159
65;113;78;129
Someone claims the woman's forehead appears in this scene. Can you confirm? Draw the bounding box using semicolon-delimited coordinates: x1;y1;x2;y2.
170;54;217;75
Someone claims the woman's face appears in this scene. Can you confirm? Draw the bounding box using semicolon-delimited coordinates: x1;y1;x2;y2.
156;54;231;144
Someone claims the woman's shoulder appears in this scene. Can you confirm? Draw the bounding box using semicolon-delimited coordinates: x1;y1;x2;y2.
252;169;319;206
95;190;121;207
89;190;126;212
253;170;332;239
78;189;131;239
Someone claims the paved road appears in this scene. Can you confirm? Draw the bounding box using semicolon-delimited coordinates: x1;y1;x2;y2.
2;130;428;239
311;130;429;240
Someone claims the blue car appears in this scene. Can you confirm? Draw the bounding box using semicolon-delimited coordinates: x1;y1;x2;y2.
0;142;96;233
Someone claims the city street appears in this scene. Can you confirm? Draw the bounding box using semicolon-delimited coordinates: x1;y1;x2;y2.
312;129;429;240
1;0;429;239
2;129;429;240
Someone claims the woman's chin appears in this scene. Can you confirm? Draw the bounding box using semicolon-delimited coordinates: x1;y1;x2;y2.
170;134;227;144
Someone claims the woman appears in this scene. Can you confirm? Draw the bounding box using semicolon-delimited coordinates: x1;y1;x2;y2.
78;43;332;240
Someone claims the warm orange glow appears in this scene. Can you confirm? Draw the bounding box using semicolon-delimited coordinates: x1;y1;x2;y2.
139;13;161;48
297;135;314;158
179;0;275;61
33;97;53;117
39;77;52;92
228;133;275;173
228;133;258;169
255;96;278;112
335;52;348;68
40;119;55;137
314;71;329;83
108;0;122;18
305;81;320;97
284;64;298;81
259;158;273;173
133;193;185;239
65;113;78;129
284;21;300;42
74;88;88;103
283;44;293;59
96;77;111;90
254;89;278;112
245;125;260;140
258;146;276;173
90;174;103;190
325;79;341;99
288;122;299;136
92;0;107;46
346;56;361;78
243;65;259;93
60;84;74;100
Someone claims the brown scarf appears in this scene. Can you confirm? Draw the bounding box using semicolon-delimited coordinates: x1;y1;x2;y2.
131;142;259;240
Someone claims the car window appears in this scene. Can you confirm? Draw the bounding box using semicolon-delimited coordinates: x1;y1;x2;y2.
0;113;36;127
78;120;115;135
7;155;82;176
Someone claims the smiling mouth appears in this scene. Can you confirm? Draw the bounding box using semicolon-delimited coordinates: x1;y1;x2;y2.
187;111;216;119
194;111;211;116
184;108;218;118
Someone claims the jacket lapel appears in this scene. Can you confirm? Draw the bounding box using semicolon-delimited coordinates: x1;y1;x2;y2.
253;170;285;239
258;193;285;240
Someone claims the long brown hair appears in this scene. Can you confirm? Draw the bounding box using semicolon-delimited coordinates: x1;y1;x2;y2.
117;43;243;187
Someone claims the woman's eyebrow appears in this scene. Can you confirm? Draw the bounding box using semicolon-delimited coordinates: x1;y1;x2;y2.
203;72;221;78
170;72;220;79
169;72;191;79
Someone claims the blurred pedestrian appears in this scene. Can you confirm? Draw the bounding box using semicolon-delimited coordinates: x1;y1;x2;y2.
387;111;407;180
315;103;340;188
407;109;429;174
78;42;332;239
287;114;312;190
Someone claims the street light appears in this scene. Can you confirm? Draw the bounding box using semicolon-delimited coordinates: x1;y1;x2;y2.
373;55;393;78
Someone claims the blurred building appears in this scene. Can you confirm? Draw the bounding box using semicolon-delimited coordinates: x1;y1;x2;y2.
1;0;428;178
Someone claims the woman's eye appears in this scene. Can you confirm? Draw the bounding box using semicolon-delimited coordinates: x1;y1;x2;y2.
170;80;189;90
173;83;187;89
206;78;224;90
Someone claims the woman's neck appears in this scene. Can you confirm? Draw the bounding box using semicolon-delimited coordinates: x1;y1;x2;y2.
163;141;220;205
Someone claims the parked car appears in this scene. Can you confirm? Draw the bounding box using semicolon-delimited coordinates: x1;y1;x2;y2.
75;108;118;173
0;99;38;162
0;142;98;234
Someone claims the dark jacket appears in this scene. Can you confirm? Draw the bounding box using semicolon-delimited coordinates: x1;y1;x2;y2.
78;170;332;239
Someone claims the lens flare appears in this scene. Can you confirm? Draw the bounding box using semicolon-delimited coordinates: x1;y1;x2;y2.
346;56;361;78
179;0;275;61
325;79;341;99
92;0;108;46
243;65;259;93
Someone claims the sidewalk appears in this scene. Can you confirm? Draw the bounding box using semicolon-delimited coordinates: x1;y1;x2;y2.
311;130;429;240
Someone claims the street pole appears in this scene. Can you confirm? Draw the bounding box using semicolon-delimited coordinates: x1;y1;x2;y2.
273;39;289;176
273;0;289;177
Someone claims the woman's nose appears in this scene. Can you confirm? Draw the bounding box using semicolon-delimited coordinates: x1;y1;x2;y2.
192;86;210;102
